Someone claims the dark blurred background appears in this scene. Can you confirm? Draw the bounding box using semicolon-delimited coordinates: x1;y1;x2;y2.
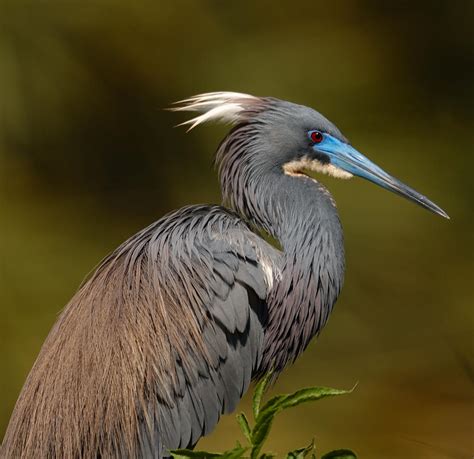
0;1;473;457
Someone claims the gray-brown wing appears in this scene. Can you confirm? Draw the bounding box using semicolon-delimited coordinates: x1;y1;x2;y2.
132;205;279;456
0;205;280;459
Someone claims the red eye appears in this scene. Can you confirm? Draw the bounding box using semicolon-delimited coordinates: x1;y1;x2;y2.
310;131;323;143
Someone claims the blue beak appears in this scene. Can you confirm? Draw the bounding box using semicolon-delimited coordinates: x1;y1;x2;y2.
314;135;449;219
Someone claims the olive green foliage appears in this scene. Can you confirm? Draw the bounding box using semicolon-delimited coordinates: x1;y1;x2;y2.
172;376;356;459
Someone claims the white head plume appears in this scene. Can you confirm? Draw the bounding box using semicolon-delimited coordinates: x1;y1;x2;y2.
171;91;261;131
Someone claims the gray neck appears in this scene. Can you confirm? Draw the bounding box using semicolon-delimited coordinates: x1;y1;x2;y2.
226;168;345;376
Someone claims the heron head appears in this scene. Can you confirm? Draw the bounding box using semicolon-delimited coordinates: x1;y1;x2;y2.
172;92;448;219
255;99;449;219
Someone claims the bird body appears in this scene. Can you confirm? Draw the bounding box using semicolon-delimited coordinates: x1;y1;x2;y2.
1;92;447;458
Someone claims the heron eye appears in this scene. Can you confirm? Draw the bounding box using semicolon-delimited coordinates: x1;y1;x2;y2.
309;131;323;144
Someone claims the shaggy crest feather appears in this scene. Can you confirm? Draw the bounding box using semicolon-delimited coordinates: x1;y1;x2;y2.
170;91;262;130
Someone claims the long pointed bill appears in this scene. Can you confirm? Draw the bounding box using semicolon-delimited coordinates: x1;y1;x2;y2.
316;136;449;219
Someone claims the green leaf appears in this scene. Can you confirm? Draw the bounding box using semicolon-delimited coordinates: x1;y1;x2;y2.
171;448;222;458
249;394;287;457
250;395;288;458
261;386;352;415
236;412;252;443
249;395;289;458
220;444;248;458
249;407;275;459
320;449;357;459
252;371;272;419
171;444;248;459
175;384;355;459
251;386;352;459
255;394;287;418
285;439;315;458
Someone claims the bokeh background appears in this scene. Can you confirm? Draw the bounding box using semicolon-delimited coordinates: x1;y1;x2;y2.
0;1;473;458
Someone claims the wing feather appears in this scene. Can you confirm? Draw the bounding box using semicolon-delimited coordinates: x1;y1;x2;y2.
1;205;280;459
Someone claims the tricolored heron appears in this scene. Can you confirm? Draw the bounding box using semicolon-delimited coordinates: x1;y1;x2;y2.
1;92;448;458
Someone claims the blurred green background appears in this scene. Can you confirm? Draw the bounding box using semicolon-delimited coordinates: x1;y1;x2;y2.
0;1;473;458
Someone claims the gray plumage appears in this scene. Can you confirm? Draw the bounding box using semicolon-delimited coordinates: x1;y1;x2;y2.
2;91;446;458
